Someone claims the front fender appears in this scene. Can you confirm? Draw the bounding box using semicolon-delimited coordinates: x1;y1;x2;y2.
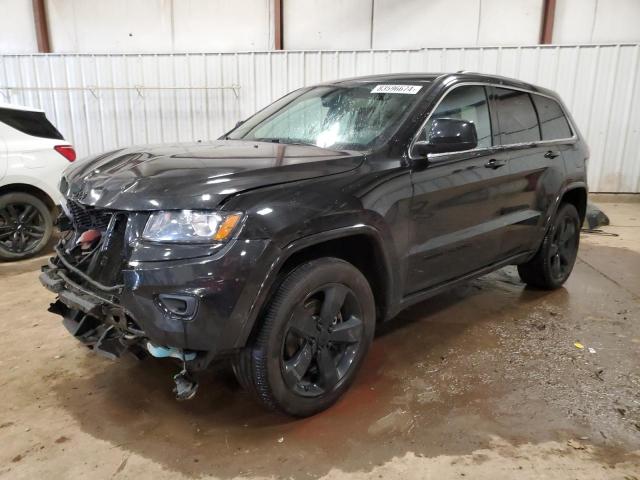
234;222;398;348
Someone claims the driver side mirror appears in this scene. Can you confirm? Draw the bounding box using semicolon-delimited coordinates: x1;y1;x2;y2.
413;118;478;157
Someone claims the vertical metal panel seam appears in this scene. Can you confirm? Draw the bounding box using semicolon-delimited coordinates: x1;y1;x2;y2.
124;55;135;146
139;54;150;144
45;55;61;129
187;53;196;141
107;56;120;147
78;54;92;152
609;45;638;190
219;53;226;135
155;54;166;144
93;55;107;152
171;54;180;142
204;53;212;140
594;45;621;191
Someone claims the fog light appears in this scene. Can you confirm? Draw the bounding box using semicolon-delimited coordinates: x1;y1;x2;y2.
156;294;198;319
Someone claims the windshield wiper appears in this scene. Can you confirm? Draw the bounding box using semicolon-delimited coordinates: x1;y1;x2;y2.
252;138;318;147
284;140;318;147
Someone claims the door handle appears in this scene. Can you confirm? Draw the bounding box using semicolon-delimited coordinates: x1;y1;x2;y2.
544;150;560;159
484;158;506;169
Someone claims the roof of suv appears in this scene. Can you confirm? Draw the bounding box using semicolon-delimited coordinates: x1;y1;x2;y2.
331;73;442;84
0;102;44;113
323;72;553;97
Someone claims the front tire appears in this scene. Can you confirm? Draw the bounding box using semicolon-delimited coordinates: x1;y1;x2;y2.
0;192;53;261
234;258;375;417
517;203;581;289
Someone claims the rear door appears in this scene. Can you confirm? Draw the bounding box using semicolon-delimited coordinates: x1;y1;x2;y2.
407;84;512;293
490;87;571;257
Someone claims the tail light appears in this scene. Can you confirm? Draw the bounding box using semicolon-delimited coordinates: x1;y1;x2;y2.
54;145;76;162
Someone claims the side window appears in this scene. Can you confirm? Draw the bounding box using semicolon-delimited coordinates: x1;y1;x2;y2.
493;88;540;144
531;94;572;140
0;108;63;140
419;85;492;148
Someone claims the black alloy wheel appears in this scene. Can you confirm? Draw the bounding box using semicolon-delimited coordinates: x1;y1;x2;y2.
548;213;579;282
517;202;580;289
233;257;375;417
281;283;364;397
0;193;53;261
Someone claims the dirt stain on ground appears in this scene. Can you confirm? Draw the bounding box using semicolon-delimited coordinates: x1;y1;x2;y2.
38;245;640;478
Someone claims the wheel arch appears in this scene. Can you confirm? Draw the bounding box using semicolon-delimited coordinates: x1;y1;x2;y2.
240;226;396;347
559;185;587;224
0;183;57;212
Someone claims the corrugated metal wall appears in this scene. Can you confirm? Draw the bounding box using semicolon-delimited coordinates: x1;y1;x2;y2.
1;44;639;192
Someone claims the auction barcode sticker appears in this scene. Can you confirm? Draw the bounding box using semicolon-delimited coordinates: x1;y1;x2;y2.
371;84;422;94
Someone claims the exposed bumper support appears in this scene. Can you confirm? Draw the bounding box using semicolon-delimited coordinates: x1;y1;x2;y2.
45;290;141;361
40;263;199;398
39;258;212;366
39;235;275;400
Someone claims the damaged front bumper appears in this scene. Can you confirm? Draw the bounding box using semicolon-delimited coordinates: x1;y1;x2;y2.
40;230;275;399
41;258;204;399
40;257;150;361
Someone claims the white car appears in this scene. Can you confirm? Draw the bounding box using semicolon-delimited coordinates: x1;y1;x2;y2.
0;103;76;260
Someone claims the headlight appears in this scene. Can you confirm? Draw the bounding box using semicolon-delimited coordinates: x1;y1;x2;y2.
142;210;242;243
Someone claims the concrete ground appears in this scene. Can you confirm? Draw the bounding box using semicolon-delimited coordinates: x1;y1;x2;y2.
0;196;639;480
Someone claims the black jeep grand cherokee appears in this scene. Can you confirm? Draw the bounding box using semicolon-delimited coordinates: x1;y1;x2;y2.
40;72;588;417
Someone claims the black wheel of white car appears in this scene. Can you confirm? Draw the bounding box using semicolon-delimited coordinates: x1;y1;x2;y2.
0;192;53;261
233;257;375;417
517;203;580;290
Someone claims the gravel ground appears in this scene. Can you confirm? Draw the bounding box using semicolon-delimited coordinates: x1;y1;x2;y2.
0;197;638;479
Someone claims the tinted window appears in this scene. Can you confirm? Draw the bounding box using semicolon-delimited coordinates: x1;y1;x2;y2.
419;85;492;148
531;94;572;140
0;108;63;140
493;88;540;144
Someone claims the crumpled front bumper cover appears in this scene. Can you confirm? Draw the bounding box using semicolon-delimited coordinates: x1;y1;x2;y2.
41;262;204;400
40;262;149;361
39;236;275;370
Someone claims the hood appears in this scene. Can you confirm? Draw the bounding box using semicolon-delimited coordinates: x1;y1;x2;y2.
62;140;364;211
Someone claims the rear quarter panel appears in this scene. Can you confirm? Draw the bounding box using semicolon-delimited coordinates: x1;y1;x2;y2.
0;122;69;204
0;132;6;179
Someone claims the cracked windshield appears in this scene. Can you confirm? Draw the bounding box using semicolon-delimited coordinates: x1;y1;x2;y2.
228;83;428;150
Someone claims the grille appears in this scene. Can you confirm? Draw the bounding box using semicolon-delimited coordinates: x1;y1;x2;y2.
67;200;112;230
89;213;129;285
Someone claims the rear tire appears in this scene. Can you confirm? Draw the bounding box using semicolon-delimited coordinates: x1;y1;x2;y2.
233;257;375;417
0;192;53;261
517;203;580;289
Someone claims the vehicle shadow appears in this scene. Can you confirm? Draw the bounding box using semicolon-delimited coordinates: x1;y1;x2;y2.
51;267;577;479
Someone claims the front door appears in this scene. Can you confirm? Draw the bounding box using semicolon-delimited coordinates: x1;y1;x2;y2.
407;84;512;293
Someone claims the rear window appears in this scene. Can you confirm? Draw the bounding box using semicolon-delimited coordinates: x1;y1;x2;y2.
493;87;540;144
531;94;572;140
0;108;63;140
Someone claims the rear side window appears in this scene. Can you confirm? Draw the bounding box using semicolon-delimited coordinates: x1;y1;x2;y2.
531;94;572;140
0;108;63;140
419;85;492;148
493;88;540;144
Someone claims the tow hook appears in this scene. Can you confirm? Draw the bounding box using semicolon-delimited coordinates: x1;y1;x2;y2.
173;369;198;401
